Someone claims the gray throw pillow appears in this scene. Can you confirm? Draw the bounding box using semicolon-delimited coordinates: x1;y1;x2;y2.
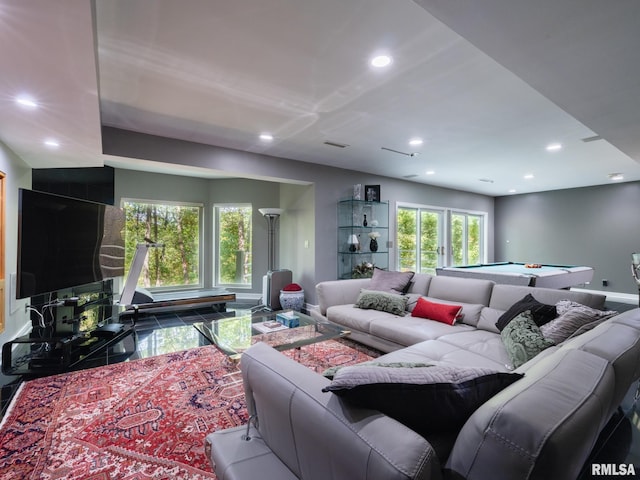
355;289;408;315
541;301;617;344
368;268;415;294
501;310;555;369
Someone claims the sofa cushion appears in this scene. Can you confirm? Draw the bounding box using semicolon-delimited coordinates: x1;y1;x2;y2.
428;275;495;305
376;333;511;371
501;311;555;369
447;349;615;480
476;307;502;333
369;316;475;347
322;362;523;434
368;268;415;294
355;289;408;315
405;273;433;296
411;298;462;325
540;300;618;344
496;293;557;331
488;284;606;311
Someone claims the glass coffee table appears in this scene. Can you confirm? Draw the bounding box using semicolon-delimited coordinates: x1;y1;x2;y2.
193;310;349;361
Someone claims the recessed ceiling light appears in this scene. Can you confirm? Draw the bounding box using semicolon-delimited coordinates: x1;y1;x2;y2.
425;170;435;175
545;143;562;152
259;133;274;141
15;95;38;109
370;54;393;68
408;138;423;146
609;173;624;181
508;189;517;194
44;139;60;148
524;173;534;180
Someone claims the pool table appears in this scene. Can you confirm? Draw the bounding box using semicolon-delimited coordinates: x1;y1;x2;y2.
436;262;594;289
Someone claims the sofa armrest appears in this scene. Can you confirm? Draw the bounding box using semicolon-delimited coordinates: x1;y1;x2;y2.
315;278;371;315
240;342;442;480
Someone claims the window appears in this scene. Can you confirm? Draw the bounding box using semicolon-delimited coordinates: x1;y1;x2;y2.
451;212;483;266
215;204;252;287
397;204;486;272
122;200;202;289
397;206;445;274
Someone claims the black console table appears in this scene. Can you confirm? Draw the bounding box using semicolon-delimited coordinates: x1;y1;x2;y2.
1;323;136;377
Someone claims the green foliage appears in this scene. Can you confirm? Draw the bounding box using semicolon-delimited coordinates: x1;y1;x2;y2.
123;202;200;288
397;208;417;271
217;206;252;285
398;207;483;272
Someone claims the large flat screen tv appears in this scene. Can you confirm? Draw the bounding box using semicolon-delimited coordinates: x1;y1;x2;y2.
17;189;125;299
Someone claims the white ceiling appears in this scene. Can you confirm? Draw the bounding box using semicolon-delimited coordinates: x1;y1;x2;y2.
1;0;639;196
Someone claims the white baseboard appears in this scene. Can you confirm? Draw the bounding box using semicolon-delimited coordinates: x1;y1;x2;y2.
571;287;639;305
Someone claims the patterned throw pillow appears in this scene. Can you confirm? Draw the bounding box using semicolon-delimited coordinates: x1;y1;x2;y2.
540;300;618;344
355;289;408;315
501;310;555;369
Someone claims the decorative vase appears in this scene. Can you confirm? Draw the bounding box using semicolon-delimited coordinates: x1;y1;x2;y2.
279;289;305;312
369;238;378;252
363;214;368;227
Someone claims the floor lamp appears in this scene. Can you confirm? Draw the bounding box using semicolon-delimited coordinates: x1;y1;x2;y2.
254;208;290;311
259;208;284;271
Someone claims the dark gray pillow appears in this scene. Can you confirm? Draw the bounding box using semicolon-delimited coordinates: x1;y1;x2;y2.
355;289;408;315
496;293;557;331
501;310;555;369
322;362;523;434
368;268;415;294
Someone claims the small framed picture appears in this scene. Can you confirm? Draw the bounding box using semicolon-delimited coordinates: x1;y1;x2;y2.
364;185;381;202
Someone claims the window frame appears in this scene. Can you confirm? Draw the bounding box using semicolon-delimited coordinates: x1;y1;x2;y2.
213;203;253;289
121;197;204;292
396;202;488;271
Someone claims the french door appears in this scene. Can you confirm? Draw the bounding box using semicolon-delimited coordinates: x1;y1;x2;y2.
397;205;445;274
397;204;486;273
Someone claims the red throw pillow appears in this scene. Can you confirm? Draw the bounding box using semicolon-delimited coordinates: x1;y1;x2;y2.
411;298;463;325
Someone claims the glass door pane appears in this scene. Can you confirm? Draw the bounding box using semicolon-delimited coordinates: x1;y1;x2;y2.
397;207;417;272
397;206;444;274
420;210;443;274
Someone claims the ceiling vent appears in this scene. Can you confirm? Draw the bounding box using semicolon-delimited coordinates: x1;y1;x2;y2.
581;135;603;143
403;174;419;179
323;141;349;148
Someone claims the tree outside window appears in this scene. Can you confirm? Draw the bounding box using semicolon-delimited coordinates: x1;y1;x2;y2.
216;205;252;287
451;213;482;266
123;200;201;289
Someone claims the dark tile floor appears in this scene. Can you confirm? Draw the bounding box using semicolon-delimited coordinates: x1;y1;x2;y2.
1;300;639;477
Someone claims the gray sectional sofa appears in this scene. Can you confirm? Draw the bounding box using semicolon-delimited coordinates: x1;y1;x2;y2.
206;272;640;480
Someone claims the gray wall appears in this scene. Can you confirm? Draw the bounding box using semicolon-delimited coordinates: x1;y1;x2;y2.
0;140;34;347
104;127;494;303
495;181;640;295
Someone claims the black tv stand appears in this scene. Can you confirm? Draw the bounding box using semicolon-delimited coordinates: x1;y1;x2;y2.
1;322;136;377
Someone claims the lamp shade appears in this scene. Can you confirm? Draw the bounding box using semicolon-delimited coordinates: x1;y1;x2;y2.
259;208;284;217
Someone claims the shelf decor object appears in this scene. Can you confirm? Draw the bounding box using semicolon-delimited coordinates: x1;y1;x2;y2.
338;199;389;279
364;185;381;202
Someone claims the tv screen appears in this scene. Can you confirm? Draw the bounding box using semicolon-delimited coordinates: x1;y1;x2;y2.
17;189;125;299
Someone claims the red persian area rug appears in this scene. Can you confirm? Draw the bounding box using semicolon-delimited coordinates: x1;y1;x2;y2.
0;339;378;479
